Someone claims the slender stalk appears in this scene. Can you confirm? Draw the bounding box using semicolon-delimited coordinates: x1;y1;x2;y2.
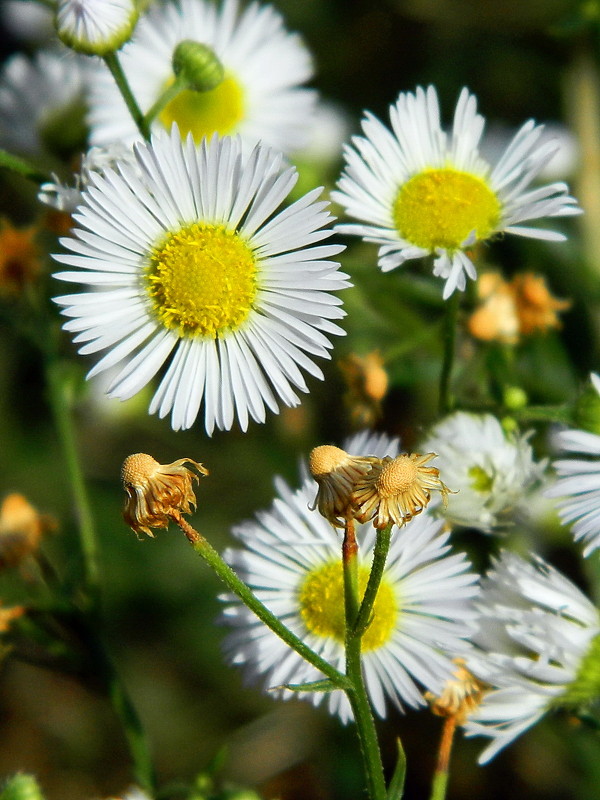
439;291;460;415
172;513;347;685
353;524;392;638
342;518;387;800
45;359;100;600
143;76;187;128
103;52;151;140
428;716;457;800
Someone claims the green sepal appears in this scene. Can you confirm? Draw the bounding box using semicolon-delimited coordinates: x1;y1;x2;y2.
387;739;406;800
272;677;350;693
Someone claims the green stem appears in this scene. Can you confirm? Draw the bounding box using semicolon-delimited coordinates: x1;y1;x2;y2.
182;519;346;685
439;291;460;415
0;148;50;185
45;359;100;600
103;52;151;140
429;770;449;800
353;525;392;638
428;716;456;800
342;519;387;800
143;75;187;128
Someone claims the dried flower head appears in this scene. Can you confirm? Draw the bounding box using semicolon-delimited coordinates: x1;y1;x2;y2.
0;218;42;296
0;493;55;569
339;351;388;427
121;453;208;537
512;272;571;335
308;445;378;528
425;658;488;725
0;601;25;633
353;453;450;529
467;272;520;345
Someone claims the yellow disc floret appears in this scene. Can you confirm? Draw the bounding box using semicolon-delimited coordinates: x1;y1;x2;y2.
159;75;245;143
146;222;257;338
298;562;398;652
393;168;501;251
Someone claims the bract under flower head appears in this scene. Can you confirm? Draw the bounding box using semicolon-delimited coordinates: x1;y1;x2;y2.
53;128;348;434
465;551;600;763
421;411;543;532
220;430;478;722
87;0;315;154
333;85;581;299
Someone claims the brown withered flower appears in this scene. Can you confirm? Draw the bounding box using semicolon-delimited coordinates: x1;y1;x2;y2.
425;658;488;725
0;494;55;569
467;272;519;345
308;445;379;528
512;272;571;335
352;452;450;529
0;218;42;296
0;601;25;634
339;351;388;427
121;453;208;537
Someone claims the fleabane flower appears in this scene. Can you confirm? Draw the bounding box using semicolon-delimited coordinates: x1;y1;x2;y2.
333;85;580;298
546;373;600;556
87;0;315;154
220;431;479;722
53;128;348;433
56;0;138;56
421;412;544;532
464;551;600;764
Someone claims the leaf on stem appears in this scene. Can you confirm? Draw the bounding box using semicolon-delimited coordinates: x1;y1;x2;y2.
271;677;349;693
387;738;406;800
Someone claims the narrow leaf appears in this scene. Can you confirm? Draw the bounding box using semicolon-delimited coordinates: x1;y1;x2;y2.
271;677;348;693
0;149;50;185
387;738;406;800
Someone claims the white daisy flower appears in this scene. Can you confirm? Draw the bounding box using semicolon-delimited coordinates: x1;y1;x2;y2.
0;48;85;156
464;551;600;764
52;127;348;434
332;85;581;298
421;412;544;532
545;373;600;556
86;0;315;154
56;0;138;56
220;431;479;722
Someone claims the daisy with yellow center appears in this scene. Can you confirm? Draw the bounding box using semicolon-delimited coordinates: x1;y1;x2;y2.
87;0;315;154
333;85;581;298
53;128;347;433
220;432;478;722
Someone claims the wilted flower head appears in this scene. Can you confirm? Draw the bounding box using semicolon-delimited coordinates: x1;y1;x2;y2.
0;219;42;297
425;657;488;725
339;351;388;427
467;272;520;345
0;494;54;568
353;453;450;529
308;444;377;528
512;272;571;336
121;453;208;537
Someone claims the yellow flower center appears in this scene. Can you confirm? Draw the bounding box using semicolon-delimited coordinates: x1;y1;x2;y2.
298;562;398;652
159;74;245;143
145;222;258;338
468;465;494;493
393;168;501;251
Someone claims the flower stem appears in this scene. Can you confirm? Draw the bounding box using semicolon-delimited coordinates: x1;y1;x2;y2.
45;359;100;601
172;513;347;686
428;716;457;800
353;524;392;638
439;291;460;415
103;52;151;140
342;518;387;800
143;75;187;129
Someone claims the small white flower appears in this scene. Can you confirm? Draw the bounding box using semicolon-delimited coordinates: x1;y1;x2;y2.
421;412;544;532
545;373;600;556
56;0;138;55
464;551;600;764
0;48;85;156
87;0;315;154
53;128;348;434
333;85;581;299
220;432;479;722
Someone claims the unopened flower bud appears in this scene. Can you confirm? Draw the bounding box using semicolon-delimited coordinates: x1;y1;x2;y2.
0;494;55;569
121;453;208;537
172;41;225;92
55;0;139;56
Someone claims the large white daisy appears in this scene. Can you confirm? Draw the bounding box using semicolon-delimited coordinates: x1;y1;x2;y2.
220;432;479;722
333;86;581;298
52;127;348;434
421;412;544;532
86;0;315;154
545;373;600;556
464;551;600;764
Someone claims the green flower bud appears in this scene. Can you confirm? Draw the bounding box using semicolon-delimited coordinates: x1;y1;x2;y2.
0;774;45;800
573;375;600;435
503;386;528;411
172;41;225;93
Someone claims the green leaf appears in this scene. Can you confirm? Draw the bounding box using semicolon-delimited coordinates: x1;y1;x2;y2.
271;677;349;693
0;149;49;185
387;739;406;800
